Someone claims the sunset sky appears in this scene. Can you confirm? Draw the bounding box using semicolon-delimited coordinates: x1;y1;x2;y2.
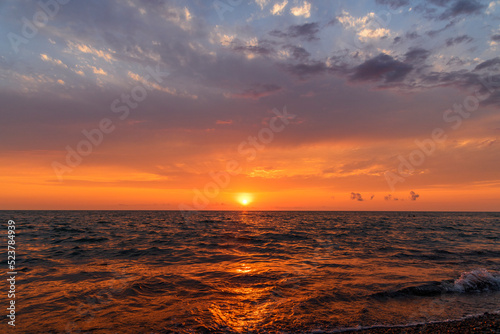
1;0;499;211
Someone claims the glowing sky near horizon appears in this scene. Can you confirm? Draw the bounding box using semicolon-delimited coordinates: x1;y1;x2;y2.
0;0;499;210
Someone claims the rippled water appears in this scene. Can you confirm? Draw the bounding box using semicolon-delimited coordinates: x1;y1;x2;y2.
1;211;499;333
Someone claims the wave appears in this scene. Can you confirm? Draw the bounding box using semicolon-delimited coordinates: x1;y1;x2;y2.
371;268;500;299
454;268;500;292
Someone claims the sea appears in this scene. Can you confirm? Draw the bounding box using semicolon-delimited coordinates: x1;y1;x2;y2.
1;211;500;333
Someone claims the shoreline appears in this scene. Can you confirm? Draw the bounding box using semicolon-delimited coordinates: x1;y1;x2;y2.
338;312;500;333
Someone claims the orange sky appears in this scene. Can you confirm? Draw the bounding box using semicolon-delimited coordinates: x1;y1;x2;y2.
1;135;499;210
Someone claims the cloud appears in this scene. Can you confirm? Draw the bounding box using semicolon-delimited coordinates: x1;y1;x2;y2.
285;61;327;78
438;0;486;20
492;35;500;42
482;90;500;106
270;22;320;41
327;18;339;26
67;42;115;62
337;11;379;30
290;1;311;18
271;0;288;15
350;192;364;201
229;83;282;99
40;54;68;68
358;27;391;40
91;66;107;75
336;10;395;45
350;53;413;83
384;194;399;201
426;20;456;37
428;0;453;6
445;35;473;47
284;45;311;61
406;31;420;40
404;48;430;63
409;191;420;201
375;0;410;9
230;38;276;58
474;57;500;71
255;0;269;10
446;56;465;66
233;44;275;56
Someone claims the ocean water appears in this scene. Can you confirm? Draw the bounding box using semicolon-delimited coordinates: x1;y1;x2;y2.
1;211;500;333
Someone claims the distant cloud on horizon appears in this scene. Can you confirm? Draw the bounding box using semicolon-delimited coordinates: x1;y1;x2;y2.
409;191;420;201
350;192;364;201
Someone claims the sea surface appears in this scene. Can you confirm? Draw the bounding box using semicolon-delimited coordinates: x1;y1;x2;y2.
1;211;500;333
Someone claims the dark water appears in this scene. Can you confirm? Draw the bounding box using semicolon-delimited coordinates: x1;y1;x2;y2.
1;211;500;333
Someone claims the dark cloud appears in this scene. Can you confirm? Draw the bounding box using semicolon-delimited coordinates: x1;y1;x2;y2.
438;0;486;20
350;192;364;201
285;61;327;78
426;20;455;37
393;32;419;44
428;0;452;6
284;45;311;61
474;57;500;71
232;44;275;56
446;56;465;66
270;23;320;41
327;18;339;26
482;90;500;106
406;31;420;40
445;35;473;47
492;35;500;42
269;30;287;39
350;54;413;83
414;4;439;17
288;23;320;40
418;70;482;90
230;84;282;100
375;0;409;9
409;191;420;201
384;194;399;201
405;48;430;63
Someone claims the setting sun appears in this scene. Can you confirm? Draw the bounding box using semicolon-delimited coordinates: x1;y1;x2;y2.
237;194;253;207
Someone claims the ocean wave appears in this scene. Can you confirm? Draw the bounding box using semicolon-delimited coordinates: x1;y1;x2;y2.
371;268;500;299
454;268;500;292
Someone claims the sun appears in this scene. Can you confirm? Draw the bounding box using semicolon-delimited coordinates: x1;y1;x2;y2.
237;193;253;206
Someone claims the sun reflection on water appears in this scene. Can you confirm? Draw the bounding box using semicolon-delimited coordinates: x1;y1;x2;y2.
208;262;281;332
